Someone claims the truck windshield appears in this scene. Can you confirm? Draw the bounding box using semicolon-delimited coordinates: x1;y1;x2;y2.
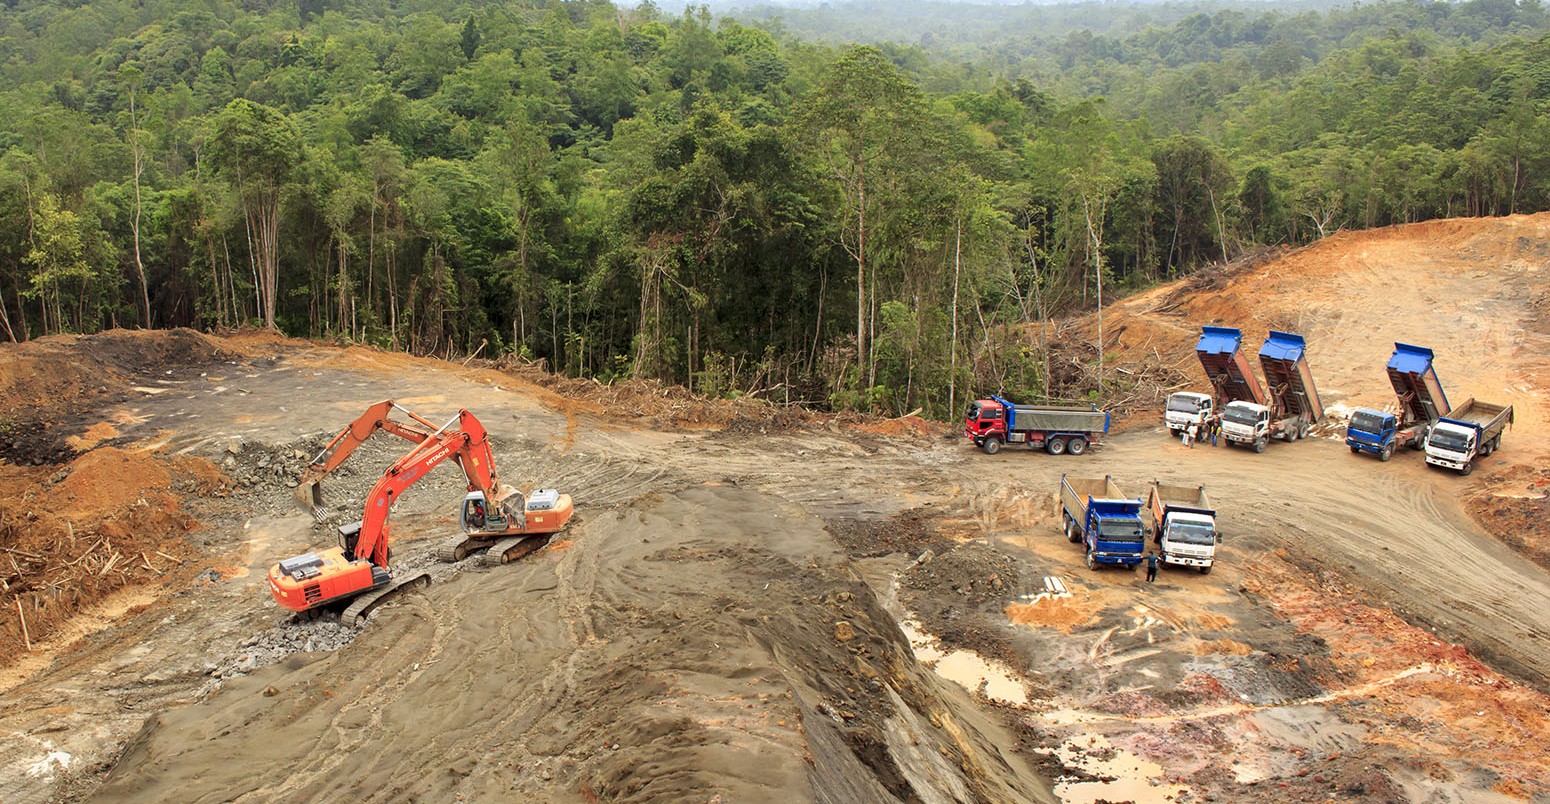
1349;410;1387;433
1098;520;1143;542
1429;429;1470;452
1167;396;1204;413
1223;407;1258;425
1167;522;1215;545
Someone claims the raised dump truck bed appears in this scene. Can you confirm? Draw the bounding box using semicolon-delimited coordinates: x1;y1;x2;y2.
1258;330;1323;426
1196;326;1267;406
1387;343;1450;427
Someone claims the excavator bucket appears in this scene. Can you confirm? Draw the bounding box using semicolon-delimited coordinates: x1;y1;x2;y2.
295;479;328;523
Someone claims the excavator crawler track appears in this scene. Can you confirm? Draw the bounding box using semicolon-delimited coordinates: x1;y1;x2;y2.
340;573;431;627
436;536;477;563
479;535;551;567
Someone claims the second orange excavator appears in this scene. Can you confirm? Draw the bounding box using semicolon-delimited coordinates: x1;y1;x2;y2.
267;401;573;623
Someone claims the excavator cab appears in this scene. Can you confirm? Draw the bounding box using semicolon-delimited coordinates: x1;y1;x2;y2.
462;488;526;534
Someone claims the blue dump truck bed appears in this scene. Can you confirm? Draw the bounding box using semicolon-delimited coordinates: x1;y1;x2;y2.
1196;326;1267;406
1386;343;1449;427
1258;330;1323;423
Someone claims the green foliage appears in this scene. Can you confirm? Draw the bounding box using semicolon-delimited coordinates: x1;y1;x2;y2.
0;0;1546;413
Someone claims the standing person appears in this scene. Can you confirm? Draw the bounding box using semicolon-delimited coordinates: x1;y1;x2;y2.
1186;422;1198;449
1210;419;1220;447
1145;552;1159;582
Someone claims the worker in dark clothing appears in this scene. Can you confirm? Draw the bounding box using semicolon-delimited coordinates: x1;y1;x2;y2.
1145;552;1159;582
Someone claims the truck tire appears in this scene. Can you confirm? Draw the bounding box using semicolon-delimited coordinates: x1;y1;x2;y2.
1253;438;1267;454
1085;550;1098;571
1379;443;1393;462
1299;423;1311;440
1199;565;1212;575
1067;437;1088;455
1047;438;1067;455
1064;516;1079;543
1350;445;1361;454
981;438;1002;455
1493;434;1502;452
1460;462;1473;476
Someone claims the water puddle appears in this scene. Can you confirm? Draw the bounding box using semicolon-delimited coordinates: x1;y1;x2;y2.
1047;733;1188;803
898;617;1028;707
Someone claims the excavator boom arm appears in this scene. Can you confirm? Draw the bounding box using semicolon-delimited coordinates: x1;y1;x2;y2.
295;400;454;520
349;412;499;567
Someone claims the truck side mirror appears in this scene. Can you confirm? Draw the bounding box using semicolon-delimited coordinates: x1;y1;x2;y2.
1216;533;1223;544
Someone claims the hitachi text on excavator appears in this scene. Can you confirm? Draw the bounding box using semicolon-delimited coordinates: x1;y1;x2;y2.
266;401;574;623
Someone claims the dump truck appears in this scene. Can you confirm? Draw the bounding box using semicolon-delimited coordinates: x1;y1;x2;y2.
965;395;1109;455
1424;398;1513;475
1164;391;1215;438
1146;481;1220;574
1221;331;1323;452
1346;343;1451;461
1059;474;1147;571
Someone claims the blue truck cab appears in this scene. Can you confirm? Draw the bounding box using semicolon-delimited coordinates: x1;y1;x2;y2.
1345;408;1401;459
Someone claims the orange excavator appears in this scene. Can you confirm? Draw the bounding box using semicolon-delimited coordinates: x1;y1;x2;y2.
267;400;573;623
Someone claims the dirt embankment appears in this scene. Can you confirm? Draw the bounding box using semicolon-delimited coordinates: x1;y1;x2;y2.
0;330;241;663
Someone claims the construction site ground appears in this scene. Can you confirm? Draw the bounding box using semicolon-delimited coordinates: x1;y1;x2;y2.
1;214;1547;803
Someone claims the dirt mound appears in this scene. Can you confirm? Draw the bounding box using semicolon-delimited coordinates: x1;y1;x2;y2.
0;448;231;663
0;329;233;467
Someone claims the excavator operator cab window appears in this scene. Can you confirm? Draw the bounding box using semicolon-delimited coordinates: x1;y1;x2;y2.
464;498;487;531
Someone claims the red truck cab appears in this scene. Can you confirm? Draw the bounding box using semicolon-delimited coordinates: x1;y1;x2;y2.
964;398;1008;441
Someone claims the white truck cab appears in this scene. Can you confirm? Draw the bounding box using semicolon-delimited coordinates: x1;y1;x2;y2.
1165;392;1214;436
1220;401;1271;452
1155;510;1219;573
1423;420;1477;473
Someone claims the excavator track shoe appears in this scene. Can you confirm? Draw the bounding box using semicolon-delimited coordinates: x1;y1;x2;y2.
480;535;550;566
437;537;475;563
340;573;431;627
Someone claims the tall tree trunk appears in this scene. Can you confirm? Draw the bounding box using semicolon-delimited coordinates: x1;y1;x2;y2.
949;217;961;417
128;96;151;328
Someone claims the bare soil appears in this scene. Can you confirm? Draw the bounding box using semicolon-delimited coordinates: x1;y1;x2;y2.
1;214;1548;803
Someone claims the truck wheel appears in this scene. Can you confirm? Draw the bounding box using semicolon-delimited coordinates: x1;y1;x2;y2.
1460;462;1474;476
1199;565;1212;575
1064;517;1079;543
1379;444;1393;462
1047;438;1068;455
1299;423;1311;439
1350;445;1361;454
1253;438;1267;454
1492;434;1502;452
981;438;1002;455
1085;550;1098;571
1067;437;1088;455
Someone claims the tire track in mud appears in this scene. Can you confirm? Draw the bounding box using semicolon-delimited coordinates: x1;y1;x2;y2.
94;484;1053;803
